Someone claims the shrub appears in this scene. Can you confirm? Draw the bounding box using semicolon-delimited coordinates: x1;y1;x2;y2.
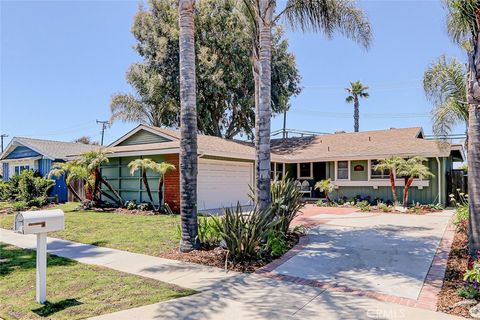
462;262;480;298
269;176;304;235
0;181;9;201
213;203;277;262
137;202;152;211
377;202;392;212
265;230;287;257
12;201;27;211
125;200;137;210
356;200;371;212
458;284;479;299
451;193;469;233
27;196;46;208
197;216;222;246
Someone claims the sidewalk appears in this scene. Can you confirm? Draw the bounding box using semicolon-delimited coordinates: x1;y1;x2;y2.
0;229;463;319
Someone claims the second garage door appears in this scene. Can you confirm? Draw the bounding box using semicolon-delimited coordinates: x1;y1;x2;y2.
197;158;254;211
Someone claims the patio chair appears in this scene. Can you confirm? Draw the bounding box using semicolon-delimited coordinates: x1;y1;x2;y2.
298;180;313;198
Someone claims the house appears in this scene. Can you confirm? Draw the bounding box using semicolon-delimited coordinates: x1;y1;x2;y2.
270;127;465;205
102;125;256;212
100;125;464;211
0;137;98;202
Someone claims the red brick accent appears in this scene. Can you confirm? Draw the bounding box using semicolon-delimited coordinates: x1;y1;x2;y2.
164;154;180;213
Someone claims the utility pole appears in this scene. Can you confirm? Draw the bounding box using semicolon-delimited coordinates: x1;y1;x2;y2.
96;120;109;146
0;134;8;153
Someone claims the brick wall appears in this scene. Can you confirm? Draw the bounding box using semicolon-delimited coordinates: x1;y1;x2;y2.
164;154;180;213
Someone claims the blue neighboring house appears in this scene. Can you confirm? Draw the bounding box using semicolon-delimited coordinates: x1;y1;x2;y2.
0;137;98;202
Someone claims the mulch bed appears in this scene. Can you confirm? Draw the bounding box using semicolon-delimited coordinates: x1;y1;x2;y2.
160;232;300;273
437;230;473;318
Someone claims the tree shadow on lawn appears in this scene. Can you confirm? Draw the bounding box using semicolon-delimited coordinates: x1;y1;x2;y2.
32;299;83;317
0;243;75;277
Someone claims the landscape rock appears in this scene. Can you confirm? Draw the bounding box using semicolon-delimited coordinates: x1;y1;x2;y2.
469;303;480;319
453;299;477;308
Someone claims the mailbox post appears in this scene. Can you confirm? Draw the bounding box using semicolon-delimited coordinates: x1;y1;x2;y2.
14;209;65;304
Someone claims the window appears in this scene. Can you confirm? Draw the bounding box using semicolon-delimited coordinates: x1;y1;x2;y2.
298;163;312;179
14;165;30;175
370;160;390;179
276;163;284;180
271;162;284;180
337;161;349;180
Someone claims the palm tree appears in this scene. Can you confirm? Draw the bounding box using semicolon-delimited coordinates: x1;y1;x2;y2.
241;0;372;210
178;0;199;252
374;157;402;204
396;157;434;207
48;161;88;202
315;178;335;203
445;0;480;257
151;162;176;212
128;159;157;206
78;150;124;206
345;81;369;132
423;55;468;136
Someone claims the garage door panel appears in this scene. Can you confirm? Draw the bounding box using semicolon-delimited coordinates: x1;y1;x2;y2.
198;159;253;210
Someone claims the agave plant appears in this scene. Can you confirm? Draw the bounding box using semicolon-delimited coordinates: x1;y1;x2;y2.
213;203;277;262
270;176;304;235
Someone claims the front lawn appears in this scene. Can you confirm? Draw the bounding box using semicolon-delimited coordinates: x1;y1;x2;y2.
0;243;194;320
0;202;180;256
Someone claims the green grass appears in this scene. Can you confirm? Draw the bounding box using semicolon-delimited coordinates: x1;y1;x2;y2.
0;202;181;256
0;243;195;320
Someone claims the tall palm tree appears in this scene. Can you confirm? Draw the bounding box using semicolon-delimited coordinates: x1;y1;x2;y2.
345;80;369;132
445;0;480;257
423;55;468;136
151;162;176;212
48;161;88;202
241;0;372;210
178;0;199;252
128;158;157;206
374;157;402;204
396;157;434;207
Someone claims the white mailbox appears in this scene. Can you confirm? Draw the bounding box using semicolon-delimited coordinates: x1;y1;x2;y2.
13;209;65;304
14;209;64;234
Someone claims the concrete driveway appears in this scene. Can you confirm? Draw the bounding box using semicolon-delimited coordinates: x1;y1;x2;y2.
272;207;453;301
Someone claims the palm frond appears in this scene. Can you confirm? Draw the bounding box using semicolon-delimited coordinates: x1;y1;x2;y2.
280;0;372;49
423;55;468;135
445;0;480;45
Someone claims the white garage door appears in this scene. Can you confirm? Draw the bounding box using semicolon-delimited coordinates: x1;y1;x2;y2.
198;158;253;211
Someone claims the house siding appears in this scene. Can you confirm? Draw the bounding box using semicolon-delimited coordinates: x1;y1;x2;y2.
327;157;445;205
101;154;180;212
118;129;171;146
5;146;41;159
2;163;8;181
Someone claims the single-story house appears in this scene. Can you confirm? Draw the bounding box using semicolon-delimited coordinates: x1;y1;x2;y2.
0;137;98;202
100;125;464;211
270;127;465;205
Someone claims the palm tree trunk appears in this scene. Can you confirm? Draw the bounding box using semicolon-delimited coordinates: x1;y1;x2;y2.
389;172;398;204
354;96;359;132
466;31;480;258
142;170;154;205
255;0;274;211
157;175;164;212
178;0;199;252
468;103;480;258
403;176;414;207
99;174;124;206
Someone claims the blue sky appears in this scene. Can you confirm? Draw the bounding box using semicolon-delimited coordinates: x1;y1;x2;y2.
0;0;466;147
